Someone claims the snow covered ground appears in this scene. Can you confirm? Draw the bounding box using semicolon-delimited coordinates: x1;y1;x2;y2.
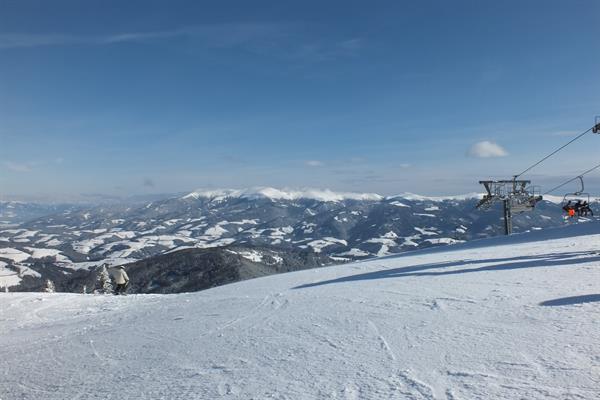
1;222;600;399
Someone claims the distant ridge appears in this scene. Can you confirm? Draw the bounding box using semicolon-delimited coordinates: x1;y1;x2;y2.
183;187;482;203
183;187;384;202
387;192;483;202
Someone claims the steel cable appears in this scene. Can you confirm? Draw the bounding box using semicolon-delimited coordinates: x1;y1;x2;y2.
514;126;594;179
543;162;600;195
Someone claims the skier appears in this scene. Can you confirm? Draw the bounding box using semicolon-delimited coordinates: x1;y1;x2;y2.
574;200;583;217
562;200;572;213
111;266;130;295
563;201;575;218
581;201;594;217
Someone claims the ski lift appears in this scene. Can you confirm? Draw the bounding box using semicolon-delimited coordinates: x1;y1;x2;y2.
561;176;595;218
511;184;542;213
561;176;590;206
477;179;543;234
593;116;600;134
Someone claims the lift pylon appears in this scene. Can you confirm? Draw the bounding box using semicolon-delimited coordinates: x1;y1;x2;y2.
476;179;543;235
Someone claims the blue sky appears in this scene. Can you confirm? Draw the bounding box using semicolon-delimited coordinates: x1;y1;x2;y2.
1;0;599;200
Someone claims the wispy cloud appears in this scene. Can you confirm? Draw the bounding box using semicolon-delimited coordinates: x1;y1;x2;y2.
0;24;280;50
289;37;364;62
4;161;33;172
4;158;65;172
467;141;508;158
0;29;189;49
0;25;365;64
306;160;325;167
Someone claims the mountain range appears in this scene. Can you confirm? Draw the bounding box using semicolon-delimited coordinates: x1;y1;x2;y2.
0;188;578;292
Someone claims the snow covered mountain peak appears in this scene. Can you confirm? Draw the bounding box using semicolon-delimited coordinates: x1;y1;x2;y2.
183;187;384;202
181;187;488;203
387;192;483;202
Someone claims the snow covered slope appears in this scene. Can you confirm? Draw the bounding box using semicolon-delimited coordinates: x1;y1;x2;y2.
1;223;600;399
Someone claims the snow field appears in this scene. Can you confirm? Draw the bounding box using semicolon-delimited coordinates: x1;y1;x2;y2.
1;223;600;399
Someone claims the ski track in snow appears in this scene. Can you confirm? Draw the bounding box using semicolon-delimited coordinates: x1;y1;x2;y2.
2;223;600;399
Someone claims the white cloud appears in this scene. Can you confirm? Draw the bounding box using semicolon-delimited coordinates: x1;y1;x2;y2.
306;160;324;167
468;141;508;158
4;161;32;172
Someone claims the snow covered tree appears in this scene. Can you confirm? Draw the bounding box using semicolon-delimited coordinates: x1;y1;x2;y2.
95;265;113;294
82;285;87;294
44;279;55;293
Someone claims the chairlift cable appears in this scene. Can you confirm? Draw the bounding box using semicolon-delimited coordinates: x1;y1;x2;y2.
477;119;599;234
514;126;594;179
542;162;600;195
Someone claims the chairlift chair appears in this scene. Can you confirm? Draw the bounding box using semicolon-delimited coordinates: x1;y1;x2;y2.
510;196;535;214
562;193;591;206
561;176;590;207
510;184;542;214
560;176;595;219
562;193;594;219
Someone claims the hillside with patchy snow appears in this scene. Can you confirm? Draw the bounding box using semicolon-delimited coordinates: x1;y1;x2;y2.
0;188;575;292
2;222;599;399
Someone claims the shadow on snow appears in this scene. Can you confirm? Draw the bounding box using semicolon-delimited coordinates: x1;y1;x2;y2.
539;294;600;307
293;251;600;289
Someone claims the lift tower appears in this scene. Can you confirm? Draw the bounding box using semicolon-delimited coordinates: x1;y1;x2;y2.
476;179;542;235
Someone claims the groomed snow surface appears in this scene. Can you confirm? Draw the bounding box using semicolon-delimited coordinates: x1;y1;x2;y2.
2;223;600;399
